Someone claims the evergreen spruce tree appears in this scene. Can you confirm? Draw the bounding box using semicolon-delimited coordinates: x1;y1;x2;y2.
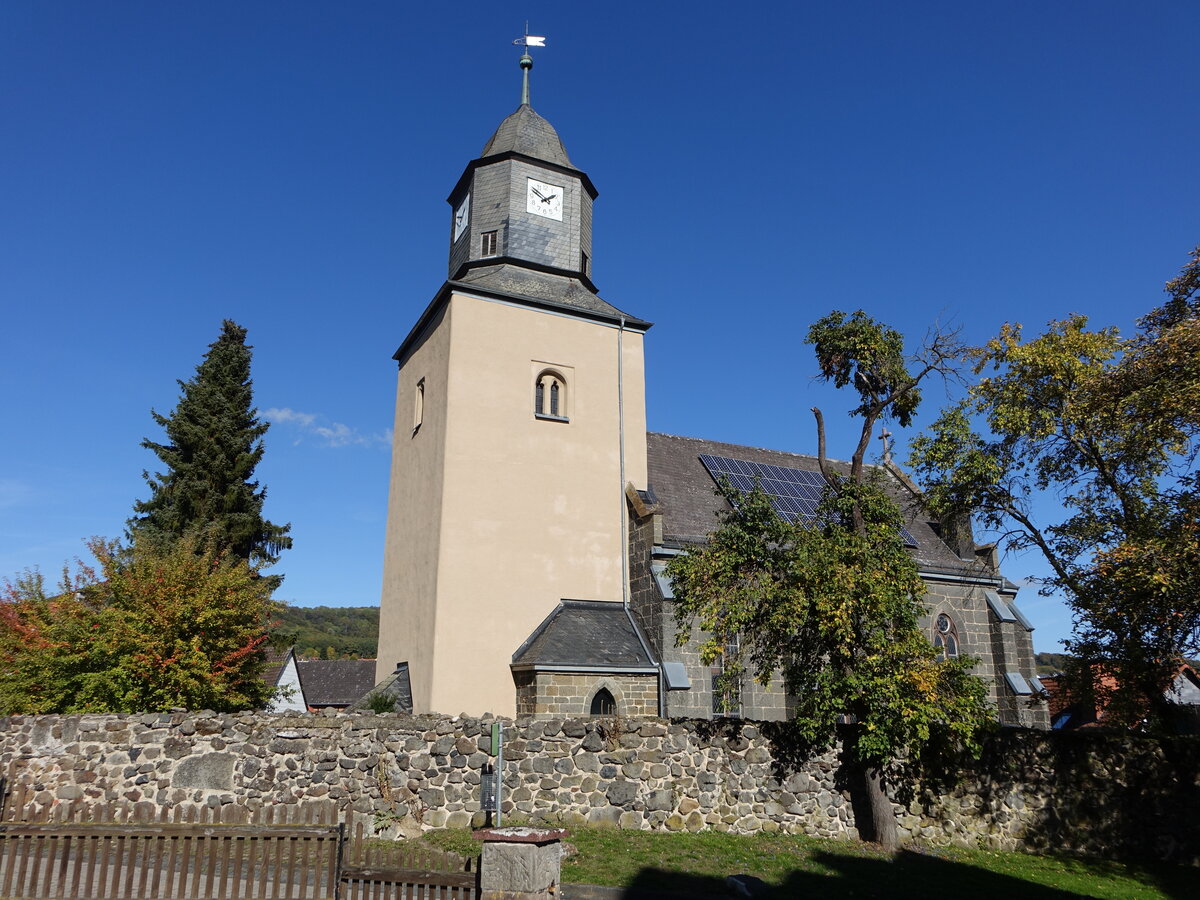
130;320;291;577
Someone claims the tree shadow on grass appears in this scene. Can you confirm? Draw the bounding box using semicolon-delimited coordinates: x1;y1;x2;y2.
595;869;731;899
601;849;1196;900
769;848;1194;900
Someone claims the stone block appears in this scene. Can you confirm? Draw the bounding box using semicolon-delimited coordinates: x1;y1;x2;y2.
645;789;673;811
173;753;235;792
586;805;621;827
605;780;638;807
479;835;562;896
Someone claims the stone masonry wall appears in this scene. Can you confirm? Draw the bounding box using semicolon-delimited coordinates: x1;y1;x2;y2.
514;673;658;718
0;712;1193;864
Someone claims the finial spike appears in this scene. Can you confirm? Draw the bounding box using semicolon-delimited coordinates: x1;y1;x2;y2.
513;26;545;107
520;54;533;106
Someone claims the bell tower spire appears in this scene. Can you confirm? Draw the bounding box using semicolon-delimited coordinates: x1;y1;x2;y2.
445;30;611;291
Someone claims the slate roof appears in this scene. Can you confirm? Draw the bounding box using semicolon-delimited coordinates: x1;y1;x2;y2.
480;104;575;169
261;647;294;688
645;432;986;577
394;270;649;365
349;662;414;715
451;264;649;328
512;600;655;670
296;659;378;708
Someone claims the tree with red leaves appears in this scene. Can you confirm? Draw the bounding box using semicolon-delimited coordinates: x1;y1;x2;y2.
0;535;276;714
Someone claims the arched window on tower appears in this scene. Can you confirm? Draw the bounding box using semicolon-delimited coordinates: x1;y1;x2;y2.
933;613;960;661
589;687;616;716
534;370;568;421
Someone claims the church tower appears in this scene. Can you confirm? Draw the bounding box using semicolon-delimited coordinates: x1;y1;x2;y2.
377;51;652;716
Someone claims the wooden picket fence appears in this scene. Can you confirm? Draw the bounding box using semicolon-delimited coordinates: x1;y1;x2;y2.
341;820;477;900
0;821;344;899
0;777;478;899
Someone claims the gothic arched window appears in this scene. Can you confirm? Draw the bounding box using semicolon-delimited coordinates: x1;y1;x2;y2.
534;370;568;421
933;613;960;661
589;687;616;716
711;633;742;718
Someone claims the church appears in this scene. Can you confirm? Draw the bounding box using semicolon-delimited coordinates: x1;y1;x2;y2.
375;51;1048;730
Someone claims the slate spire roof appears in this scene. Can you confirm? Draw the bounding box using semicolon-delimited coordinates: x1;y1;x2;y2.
480;104;576;170
479;42;574;169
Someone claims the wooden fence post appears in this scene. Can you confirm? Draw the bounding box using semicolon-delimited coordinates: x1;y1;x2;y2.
333;820;345;900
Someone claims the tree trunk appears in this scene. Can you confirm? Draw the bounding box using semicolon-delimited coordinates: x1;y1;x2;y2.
863;765;898;851
843;729;900;850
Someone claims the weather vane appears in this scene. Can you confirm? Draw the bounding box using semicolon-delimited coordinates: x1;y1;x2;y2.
513;24;546;106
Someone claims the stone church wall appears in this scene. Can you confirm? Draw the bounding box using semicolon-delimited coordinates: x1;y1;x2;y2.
514;672;657;718
0;712;1192;864
626;504;1047;728
918;576;1050;728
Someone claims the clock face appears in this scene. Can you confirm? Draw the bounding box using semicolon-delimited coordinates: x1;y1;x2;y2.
526;177;563;221
453;194;470;242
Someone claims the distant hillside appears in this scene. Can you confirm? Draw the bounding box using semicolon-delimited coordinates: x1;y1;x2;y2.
265;615;1095;671
1036;652;1071;675
273;605;379;660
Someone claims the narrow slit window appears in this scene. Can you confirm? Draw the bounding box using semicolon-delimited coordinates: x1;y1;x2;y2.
413;379;425;434
711;633;742;718
481;230;498;257
550;381;559;416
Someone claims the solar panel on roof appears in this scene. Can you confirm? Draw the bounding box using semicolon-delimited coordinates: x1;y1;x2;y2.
698;454;918;547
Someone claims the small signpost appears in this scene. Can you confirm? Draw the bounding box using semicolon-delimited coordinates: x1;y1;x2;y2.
481;722;504;824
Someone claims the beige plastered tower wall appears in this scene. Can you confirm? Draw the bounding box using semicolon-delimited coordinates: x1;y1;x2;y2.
377;290;648;716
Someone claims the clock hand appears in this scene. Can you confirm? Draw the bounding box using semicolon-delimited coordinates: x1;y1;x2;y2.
543;194;557;202
531;187;547;201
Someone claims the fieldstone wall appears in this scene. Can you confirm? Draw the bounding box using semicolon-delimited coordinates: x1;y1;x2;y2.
0;712;1194;864
913;728;1200;864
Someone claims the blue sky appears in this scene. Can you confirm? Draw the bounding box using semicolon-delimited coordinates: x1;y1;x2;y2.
2;2;1195;654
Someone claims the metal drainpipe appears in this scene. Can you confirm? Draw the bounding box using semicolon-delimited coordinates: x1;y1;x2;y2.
617;316;665;717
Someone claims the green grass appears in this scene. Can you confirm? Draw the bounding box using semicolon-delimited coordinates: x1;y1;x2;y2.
420;827;1194;899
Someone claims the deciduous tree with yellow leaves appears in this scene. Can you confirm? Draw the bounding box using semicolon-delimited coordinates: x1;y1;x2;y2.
908;246;1200;731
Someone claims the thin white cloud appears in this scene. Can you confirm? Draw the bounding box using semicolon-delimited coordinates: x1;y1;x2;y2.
264;408;389;449
0;479;35;509
263;407;316;428
315;423;356;447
